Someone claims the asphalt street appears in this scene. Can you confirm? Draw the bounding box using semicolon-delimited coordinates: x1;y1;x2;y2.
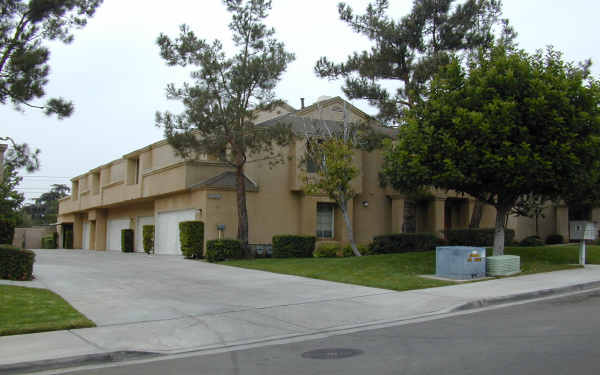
47;290;600;375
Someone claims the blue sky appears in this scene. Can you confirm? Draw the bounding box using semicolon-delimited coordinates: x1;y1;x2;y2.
2;0;599;202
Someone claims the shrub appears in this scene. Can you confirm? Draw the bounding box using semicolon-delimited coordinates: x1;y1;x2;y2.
179;221;204;259
41;233;57;249
369;233;441;254
520;235;544;247
444;228;516;246
546;234;564;245
341;244;369;257
206;239;243;262
142;225;155;254
313;242;340;257
121;229;134;253
272;235;316;258
0;220;15;245
0;245;35;281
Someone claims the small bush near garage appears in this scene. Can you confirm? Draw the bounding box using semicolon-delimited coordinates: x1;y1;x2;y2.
206;239;243;262
0;245;35;281
546;234;564;245
313;242;340;257
41;234;57;249
444;228;516;246
121;229;134;253
179;221;204;259
369;233;441;254
272;235;316;258
520;235;544;247
142;225;155;254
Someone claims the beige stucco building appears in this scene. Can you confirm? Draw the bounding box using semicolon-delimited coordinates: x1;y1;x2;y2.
57;97;576;254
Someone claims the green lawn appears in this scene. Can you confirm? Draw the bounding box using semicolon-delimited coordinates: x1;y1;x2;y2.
224;245;594;292
0;285;95;336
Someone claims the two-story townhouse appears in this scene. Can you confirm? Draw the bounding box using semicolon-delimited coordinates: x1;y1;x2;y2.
57;96;575;254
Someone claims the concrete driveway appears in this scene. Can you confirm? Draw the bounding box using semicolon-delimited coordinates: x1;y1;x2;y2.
27;250;394;326
4;250;600;366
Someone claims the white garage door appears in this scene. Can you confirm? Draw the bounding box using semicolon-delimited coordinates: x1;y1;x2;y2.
136;216;155;253
106;218;130;251
82;222;90;250
156;210;196;255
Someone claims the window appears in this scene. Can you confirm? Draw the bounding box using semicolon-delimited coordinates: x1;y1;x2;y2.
317;203;335;239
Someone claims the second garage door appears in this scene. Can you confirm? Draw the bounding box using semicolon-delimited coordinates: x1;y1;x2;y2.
106;218;130;251
156;210;196;255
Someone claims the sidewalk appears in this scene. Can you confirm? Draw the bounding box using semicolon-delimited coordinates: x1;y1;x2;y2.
3;265;600;373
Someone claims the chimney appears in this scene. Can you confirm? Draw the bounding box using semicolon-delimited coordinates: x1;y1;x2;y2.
300;98;305;109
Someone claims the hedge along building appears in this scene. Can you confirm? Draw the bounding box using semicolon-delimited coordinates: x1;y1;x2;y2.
57;96;573;255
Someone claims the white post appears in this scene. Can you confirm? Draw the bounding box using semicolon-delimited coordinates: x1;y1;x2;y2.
579;240;586;266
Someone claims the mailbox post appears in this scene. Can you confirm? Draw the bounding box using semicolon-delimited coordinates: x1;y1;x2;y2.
570;221;597;265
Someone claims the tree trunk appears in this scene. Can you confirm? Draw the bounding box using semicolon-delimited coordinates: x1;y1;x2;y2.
235;165;249;257
493;205;510;256
339;200;362;257
469;200;484;228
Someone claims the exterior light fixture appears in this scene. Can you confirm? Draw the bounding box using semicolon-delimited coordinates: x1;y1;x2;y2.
362;201;369;207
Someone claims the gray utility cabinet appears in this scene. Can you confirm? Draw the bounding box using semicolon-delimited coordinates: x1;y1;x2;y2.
436;246;486;280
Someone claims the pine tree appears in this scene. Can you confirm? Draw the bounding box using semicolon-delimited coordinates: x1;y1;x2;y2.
156;0;295;252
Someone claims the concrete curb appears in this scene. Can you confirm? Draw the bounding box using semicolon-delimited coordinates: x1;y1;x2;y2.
4;281;600;374
449;280;600;312
0;351;160;375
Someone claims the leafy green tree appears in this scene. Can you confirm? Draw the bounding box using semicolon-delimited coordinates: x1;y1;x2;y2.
156;0;295;252
21;183;70;225
315;0;513;125
1;0;103;171
381;44;600;256
0;162;25;243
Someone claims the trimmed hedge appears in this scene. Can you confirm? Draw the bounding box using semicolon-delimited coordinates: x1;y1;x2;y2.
342;244;369;256
369;233;441;254
142;225;155;254
444;228;516;246
272;235;316;258
179;221;204;259
41;233;57;249
313;243;367;257
546;234;564;245
0;245;35;281
121;229;134;253
206;239;243;262
313;242;340;257
0;220;15;245
520;235;544;247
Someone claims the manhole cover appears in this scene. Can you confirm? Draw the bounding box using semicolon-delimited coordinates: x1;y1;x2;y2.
301;348;363;360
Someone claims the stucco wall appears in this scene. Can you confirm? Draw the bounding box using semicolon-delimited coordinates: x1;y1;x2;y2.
12;227;55;249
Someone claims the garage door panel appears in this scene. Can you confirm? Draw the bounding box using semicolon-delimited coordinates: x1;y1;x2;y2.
156;210;196;255
107;219;130;251
82;222;90;250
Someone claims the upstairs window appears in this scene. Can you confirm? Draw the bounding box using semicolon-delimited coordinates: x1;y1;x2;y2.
316;203;335;239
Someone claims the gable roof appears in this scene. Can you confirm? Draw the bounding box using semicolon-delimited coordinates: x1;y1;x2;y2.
258;113;396;137
189;171;259;192
295;96;372;120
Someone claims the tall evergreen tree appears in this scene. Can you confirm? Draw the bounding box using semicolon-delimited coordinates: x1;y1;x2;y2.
1;0;103;171
156;0;295;252
315;0;513;125
21;183;70;225
0;162;25;244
